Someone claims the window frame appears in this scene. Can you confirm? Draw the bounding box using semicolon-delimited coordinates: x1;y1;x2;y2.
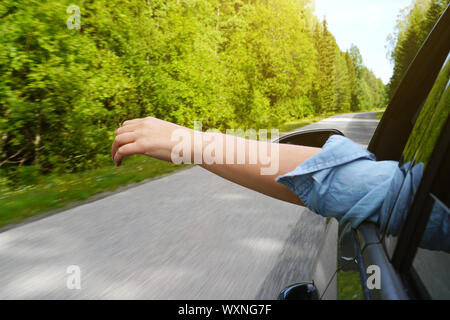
393;119;450;298
356;5;450;299
390;70;450;270
368;5;450;162
366;3;449;265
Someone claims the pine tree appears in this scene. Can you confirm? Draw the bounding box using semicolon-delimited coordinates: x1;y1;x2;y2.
387;0;447;98
344;50;358;111
312;19;336;113
334;51;352;112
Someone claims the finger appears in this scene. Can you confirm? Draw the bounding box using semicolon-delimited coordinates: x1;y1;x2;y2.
116;123;140;136
114;142;142;166
111;132;137;160
122;118;143;126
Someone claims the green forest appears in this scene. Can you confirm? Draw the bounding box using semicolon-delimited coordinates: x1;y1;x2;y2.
387;0;449;98
0;0;447;224
0;0;386;182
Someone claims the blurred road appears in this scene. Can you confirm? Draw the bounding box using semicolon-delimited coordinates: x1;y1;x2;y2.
0;111;380;299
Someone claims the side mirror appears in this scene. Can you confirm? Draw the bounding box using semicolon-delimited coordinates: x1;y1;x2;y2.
277;282;319;300
275;129;344;148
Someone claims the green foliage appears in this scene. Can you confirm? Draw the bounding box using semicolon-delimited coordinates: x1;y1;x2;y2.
338;270;363;300
387;0;449;98
312;19;337;114
402;57;450;165
0;0;386;183
0;156;182;228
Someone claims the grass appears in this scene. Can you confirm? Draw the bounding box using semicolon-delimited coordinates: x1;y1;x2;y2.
1;115;325;229
338;270;364;300
375;111;384;120
0;108;384;229
277;114;332;133
278;108;385;134
0;157;184;228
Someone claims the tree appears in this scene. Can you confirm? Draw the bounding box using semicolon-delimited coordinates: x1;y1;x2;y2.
387;0;448;98
311;19;337;114
0;0;386;182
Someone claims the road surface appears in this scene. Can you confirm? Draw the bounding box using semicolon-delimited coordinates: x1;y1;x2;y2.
0;112;380;299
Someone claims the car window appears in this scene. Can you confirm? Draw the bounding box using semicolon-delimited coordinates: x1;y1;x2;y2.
411;195;450;299
380;52;450;258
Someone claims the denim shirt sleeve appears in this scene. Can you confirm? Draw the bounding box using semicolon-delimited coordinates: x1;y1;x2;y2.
275;134;449;251
379;161;450;251
276;135;398;228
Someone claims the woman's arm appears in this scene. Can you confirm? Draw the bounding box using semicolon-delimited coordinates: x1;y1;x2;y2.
111;117;321;206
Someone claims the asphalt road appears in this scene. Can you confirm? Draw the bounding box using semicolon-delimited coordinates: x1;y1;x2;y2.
0;111;380;299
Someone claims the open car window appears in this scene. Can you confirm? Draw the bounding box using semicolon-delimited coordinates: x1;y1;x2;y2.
380;53;450;258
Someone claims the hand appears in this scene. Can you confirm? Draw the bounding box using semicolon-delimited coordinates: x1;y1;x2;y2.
111;116;192;166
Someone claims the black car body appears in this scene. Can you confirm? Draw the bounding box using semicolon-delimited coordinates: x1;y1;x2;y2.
277;5;450;300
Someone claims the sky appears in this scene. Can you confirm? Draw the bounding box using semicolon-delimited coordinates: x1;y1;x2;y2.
314;0;412;84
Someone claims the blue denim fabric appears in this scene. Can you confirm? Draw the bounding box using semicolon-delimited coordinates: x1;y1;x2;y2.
276;135;449;251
